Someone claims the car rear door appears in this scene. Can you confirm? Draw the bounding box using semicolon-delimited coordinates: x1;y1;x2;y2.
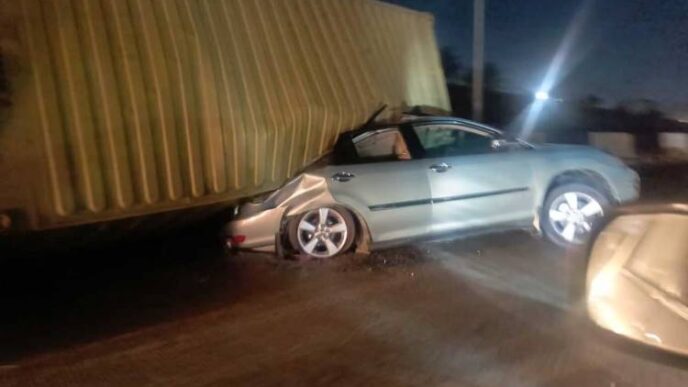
410;122;535;234
325;127;432;243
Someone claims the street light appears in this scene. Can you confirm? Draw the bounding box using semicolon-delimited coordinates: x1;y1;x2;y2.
535;90;550;101
472;0;485;122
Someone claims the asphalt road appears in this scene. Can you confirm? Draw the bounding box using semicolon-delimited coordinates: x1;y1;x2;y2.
1;164;688;386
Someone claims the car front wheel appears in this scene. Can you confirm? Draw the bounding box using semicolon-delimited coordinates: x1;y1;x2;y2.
542;183;609;247
288;207;356;258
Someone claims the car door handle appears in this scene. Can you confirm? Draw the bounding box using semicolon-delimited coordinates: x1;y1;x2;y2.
429;163;452;173
332;172;355;182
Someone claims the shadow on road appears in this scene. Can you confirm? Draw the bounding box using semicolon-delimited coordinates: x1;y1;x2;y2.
0;226;289;363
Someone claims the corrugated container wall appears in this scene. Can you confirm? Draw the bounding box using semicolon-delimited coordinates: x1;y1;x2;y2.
0;0;449;232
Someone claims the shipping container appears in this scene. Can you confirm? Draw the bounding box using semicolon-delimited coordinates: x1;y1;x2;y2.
0;0;449;234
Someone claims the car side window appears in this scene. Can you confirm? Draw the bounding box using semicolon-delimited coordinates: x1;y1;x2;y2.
353;128;411;162
413;124;494;158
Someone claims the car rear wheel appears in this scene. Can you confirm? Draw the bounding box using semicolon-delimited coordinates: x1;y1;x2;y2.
288;207;356;258
542;183;609;247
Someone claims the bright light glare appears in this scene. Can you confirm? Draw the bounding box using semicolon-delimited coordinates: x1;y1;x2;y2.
535;91;550;101
514;0;593;140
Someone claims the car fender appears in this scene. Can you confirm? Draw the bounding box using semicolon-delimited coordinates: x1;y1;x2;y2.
325;194;374;252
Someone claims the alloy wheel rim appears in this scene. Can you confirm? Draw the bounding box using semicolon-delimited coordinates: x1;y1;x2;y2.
297;208;348;258
548;192;604;244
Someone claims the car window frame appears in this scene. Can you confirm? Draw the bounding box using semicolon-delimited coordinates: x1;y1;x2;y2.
345;126;419;164
408;121;500;159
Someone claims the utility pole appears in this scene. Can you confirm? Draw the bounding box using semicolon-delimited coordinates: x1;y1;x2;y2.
472;0;485;122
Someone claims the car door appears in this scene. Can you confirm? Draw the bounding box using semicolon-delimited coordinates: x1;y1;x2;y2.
325;127;432;243
411;122;535;234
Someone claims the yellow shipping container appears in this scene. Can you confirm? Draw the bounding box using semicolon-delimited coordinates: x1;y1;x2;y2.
0;0;449;233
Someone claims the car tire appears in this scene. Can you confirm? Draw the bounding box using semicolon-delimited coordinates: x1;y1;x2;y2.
288;206;356;259
542;183;610;248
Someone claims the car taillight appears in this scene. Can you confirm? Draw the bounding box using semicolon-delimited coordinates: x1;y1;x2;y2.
230;235;246;245
226;235;246;251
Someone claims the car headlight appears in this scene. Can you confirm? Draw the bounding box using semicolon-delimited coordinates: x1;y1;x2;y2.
632;170;641;193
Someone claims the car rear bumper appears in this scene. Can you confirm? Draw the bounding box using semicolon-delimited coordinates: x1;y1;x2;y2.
224;206;286;252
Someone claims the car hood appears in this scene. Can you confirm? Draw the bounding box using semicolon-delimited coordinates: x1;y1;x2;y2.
587;212;688;356
531;143;592;153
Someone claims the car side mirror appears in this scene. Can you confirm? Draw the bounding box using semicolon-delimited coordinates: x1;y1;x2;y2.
585;205;688;354
491;139;507;150
491;139;519;151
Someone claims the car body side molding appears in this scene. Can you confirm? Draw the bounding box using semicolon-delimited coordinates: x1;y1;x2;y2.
369;187;530;212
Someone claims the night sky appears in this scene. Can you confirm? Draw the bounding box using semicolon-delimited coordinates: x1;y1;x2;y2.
384;0;688;120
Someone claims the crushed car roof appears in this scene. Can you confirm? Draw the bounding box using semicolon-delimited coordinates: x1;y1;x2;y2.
344;115;504;138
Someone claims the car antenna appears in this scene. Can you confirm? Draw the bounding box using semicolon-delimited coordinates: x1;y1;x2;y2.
362;103;387;129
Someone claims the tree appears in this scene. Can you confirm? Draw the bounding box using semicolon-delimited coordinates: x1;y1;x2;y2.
440;47;462;83
618;99;663;117
463;62;502;91
615;99;664;154
578;94;603;110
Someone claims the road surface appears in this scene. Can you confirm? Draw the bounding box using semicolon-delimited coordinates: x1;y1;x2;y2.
1;164;688;386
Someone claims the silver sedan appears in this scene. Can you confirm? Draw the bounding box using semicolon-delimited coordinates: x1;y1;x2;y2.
225;116;640;258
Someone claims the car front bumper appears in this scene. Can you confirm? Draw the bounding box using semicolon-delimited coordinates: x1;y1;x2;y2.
612;168;641;204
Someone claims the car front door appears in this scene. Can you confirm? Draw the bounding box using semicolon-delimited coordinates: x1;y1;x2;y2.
325;127;432;243
411;122;535;234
